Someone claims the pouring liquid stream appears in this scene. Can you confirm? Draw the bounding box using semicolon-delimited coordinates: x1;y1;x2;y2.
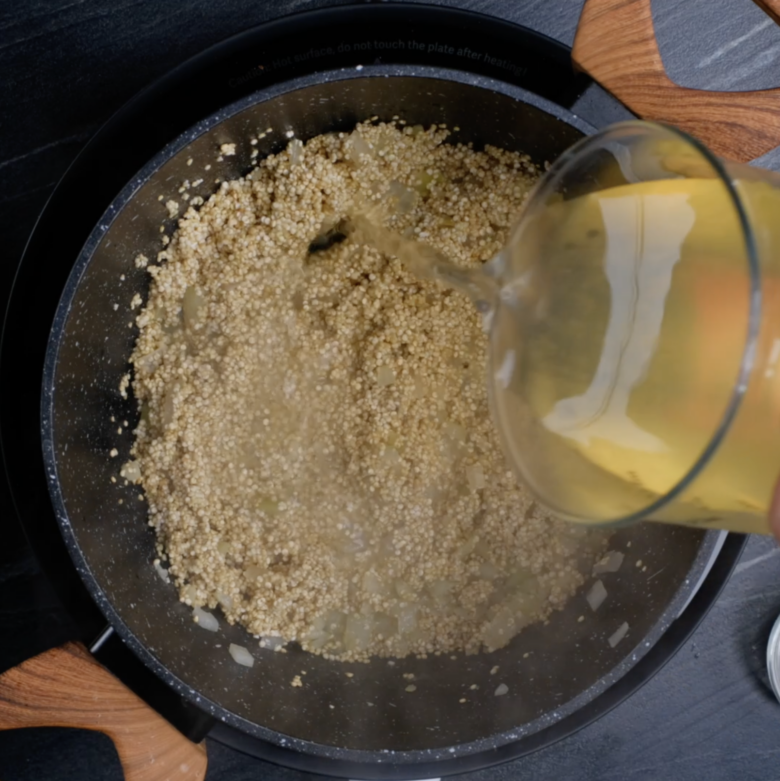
349;212;500;313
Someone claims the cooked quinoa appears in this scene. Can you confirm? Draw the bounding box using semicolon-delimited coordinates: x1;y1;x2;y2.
128;120;608;662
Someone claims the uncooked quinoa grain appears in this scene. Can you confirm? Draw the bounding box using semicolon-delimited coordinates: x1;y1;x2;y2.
129;120;608;662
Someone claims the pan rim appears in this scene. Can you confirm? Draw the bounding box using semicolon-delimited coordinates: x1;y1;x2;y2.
40;61;737;773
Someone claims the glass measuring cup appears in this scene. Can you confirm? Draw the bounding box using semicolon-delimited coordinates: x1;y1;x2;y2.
482;120;780;535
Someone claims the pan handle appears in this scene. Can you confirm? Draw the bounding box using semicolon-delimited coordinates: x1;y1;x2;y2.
754;0;780;25
0;642;207;781
572;0;780;162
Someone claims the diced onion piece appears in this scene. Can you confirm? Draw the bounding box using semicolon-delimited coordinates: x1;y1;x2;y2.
289;138;304;166
319;214;338;234
306;614;328;642
120;460;142;483
346;131;373;164
377;365;396;386
217;540;231;555
324;610;347;640
379;446;401;469
259;635;286;651
373;612;397;640
362;570;385;595
216;590;233;610
153;560;170;583
510;591;545;617
396;605;418;634
344;614;373;653
413;170;436;195
386;180;417;214
494;683;509;696
193;606;219;632
608;621;629;648
181;583;202;606
229;643;255;667
245;565;263;581
482;607;516;650
593;550;625;576
586;579;608;611
466;463;485;490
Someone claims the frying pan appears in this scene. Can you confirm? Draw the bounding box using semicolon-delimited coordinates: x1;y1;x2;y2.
2;1;774;778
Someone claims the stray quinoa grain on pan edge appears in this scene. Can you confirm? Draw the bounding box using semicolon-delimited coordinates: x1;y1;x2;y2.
127;120;609;662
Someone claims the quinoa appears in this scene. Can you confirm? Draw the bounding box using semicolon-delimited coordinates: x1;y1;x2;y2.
129;120;608;662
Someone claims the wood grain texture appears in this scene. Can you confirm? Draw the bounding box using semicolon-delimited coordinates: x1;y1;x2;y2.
0;642;207;781
572;0;780;161
753;0;780;26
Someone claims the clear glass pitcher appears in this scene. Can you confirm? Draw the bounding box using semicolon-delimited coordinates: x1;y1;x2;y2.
482;120;780;535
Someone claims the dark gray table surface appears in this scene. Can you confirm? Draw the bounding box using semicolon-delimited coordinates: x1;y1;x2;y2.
2;1;780;779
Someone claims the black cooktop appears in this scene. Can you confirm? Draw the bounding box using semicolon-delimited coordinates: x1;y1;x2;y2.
2;1;780;780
